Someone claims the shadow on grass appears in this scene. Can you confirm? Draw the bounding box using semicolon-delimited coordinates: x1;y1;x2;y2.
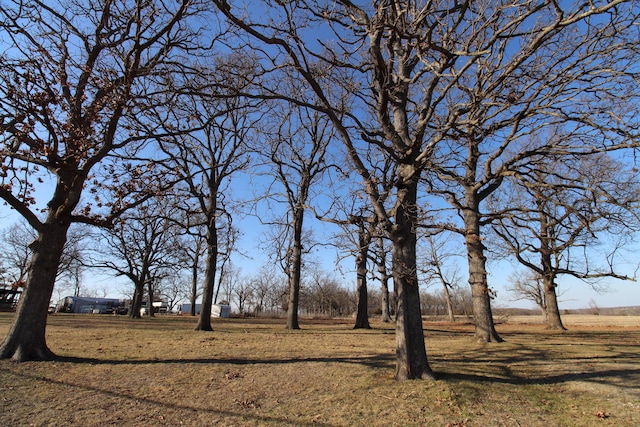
55;349;640;394
56;354;395;370
437;367;640;389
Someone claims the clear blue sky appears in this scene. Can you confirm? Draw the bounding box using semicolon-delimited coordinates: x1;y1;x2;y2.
2;180;638;311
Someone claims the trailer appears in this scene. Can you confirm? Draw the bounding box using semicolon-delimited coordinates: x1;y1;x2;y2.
55;296;127;314
178;303;201;315
178;303;230;318
0;285;21;312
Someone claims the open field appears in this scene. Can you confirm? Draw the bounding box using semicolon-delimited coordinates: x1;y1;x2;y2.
1;313;639;427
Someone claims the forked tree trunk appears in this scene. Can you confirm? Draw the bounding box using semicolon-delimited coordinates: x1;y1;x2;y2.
543;277;566;330
391;180;434;380
354;223;371;329
0;222;69;361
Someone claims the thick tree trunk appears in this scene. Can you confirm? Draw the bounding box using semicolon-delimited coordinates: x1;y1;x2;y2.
354;224;371;329
464;208;502;343
286;272;300;329
129;281;145;319
0;222;68;361
196;223;217;331
286;207;304;330
392;180;434;380
543;277;566;330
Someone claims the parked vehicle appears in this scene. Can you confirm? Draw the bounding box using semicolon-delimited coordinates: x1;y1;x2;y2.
55;296;127;314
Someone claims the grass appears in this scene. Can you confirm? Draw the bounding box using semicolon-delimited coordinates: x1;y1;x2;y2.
0;313;639;426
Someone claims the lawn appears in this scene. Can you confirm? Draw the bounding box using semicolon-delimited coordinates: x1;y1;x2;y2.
0;313;638;426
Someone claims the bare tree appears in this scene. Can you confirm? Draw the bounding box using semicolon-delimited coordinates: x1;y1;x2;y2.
92;198;182;318
0;221;34;287
493;153;640;329
507;271;547;320
258;103;336;329
373;230;394;323
158;66;256;331
233;276;253;316
301;267;353;318
419;233;464;322
157;274;190;313
0;0;213;360
248;266;282;316
175;228;206;316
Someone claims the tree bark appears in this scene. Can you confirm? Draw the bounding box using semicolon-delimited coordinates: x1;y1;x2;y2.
129;281;145;319
354;222;371;329
285;205;305;329
391;180;434;380
377;236;392;323
442;283;455;322
190;263;198;316
0;222;68;361
543;277;566;330
147;280;155;317
196;239;217;331
463;206;502;343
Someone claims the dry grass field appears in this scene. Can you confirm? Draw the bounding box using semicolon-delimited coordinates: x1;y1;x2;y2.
0;313;638;427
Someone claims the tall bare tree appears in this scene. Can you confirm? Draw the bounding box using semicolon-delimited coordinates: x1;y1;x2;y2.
259;103;336;329
160;88;255;331
0;0;212;360
176;228;206;316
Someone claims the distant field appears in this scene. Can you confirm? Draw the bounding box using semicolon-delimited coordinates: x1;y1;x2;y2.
505;314;640;327
0;313;638;426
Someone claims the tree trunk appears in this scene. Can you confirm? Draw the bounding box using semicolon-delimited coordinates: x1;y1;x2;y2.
147;280;155;318
377;236;392;323
442;283;455;322
286;207;304;330
190;261;198;316
463;206;502;343
391;180;434;380
354;222;371;329
129;281;145;319
543;277;566;330
0;222;69;361
196;221;217;331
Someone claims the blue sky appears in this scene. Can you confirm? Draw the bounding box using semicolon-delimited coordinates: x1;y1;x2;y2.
2;168;639;311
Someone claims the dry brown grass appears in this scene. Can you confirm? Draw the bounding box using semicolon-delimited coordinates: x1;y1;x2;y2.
1;313;639;427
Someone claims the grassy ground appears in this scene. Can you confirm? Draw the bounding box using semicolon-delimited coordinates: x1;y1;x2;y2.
0;313;638;427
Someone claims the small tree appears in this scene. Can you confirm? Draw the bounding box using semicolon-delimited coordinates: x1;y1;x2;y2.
92;198;183;319
507;271;547;320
